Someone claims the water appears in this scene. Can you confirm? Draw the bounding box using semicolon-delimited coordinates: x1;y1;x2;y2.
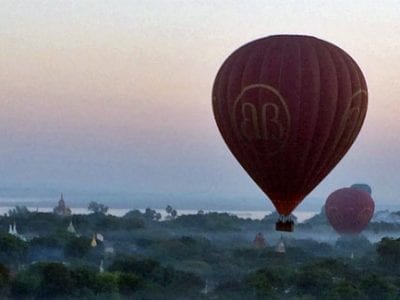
2;207;317;223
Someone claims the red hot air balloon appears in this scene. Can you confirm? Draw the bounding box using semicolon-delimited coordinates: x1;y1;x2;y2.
212;35;368;231
325;188;374;235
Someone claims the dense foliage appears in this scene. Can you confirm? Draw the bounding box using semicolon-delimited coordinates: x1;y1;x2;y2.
0;206;399;299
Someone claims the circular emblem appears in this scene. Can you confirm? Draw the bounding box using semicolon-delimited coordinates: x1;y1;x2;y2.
232;84;291;155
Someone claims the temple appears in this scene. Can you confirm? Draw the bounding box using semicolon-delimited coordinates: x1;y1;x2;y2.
91;234;97;247
99;260;104;273
275;235;286;254
53;194;72;216
8;222;17;236
67;221;77;234
8;222;26;241
253;232;267;248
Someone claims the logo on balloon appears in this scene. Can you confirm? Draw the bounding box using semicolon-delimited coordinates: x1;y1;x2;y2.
232;84;291;155
337;90;368;137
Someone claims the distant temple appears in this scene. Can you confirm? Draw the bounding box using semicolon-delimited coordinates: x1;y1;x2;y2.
275;236;286;254
253;232;267;248
99;260;104;273
67;221;76;234
96;233;104;242
8;222;17;236
91;234;97;247
53;194;72;216
8;222;26;241
201;279;209;295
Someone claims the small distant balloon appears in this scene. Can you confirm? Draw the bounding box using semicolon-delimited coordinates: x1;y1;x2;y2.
351;183;372;195
325;188;374;235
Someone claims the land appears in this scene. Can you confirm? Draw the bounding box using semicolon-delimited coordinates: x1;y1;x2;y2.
0;205;399;299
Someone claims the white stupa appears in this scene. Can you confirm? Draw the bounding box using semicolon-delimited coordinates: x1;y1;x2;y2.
67;221;76;234
96;233;104;242
8;222;26;241
8;224;13;235
201;279;209;295
9;222;17;236
99;260;104;273
91;234;97;247
275;236;286;254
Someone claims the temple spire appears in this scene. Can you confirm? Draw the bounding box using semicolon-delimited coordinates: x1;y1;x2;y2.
13;222;17;235
275;235;286;254
67;221;76;234
99;260;104;273
91;234;97;247
53;193;71;216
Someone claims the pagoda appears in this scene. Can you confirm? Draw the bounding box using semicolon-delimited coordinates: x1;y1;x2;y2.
8;222;17;236
275;235;286;254
253;232;267;248
53;194;72;216
8;222;26;241
67;221;76;234
91;234;97;247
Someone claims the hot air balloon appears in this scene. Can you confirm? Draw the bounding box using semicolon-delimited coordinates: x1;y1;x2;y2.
351;183;372;195
325;187;374;235
212;35;368;231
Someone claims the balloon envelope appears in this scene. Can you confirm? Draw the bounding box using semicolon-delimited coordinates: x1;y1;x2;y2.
325;187;374;235
212;35;368;217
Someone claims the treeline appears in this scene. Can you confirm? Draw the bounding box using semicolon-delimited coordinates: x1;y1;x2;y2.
1;236;400;299
1;206;400;299
0;256;202;299
216;237;400;299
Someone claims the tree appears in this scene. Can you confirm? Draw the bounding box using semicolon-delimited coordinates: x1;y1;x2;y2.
109;256;160;277
144;208;161;221
170;213;241;231
64;237;92;258
166;205;177;220
11;270;40;298
0;234;27;266
295;264;334;296
376;237;400;272
246;269;279;298
335;235;372;255
70;267;98;296
88;201;109;214
0;264;9;296
37;263;73;298
117;272;143;294
166;205;173;214
8;206;30;217
95;272;119;294
325;282;364;300
154;212;162;221
360;274;397;300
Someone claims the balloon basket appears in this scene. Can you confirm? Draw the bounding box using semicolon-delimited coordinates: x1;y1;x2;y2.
276;220;294;232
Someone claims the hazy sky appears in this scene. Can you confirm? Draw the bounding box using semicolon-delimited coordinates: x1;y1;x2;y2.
0;1;399;209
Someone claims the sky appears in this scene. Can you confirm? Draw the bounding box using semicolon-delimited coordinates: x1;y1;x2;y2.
0;1;399;210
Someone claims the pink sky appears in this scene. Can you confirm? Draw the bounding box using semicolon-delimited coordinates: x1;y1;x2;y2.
0;1;399;208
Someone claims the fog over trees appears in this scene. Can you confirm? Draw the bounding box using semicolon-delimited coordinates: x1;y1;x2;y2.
0;204;398;299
